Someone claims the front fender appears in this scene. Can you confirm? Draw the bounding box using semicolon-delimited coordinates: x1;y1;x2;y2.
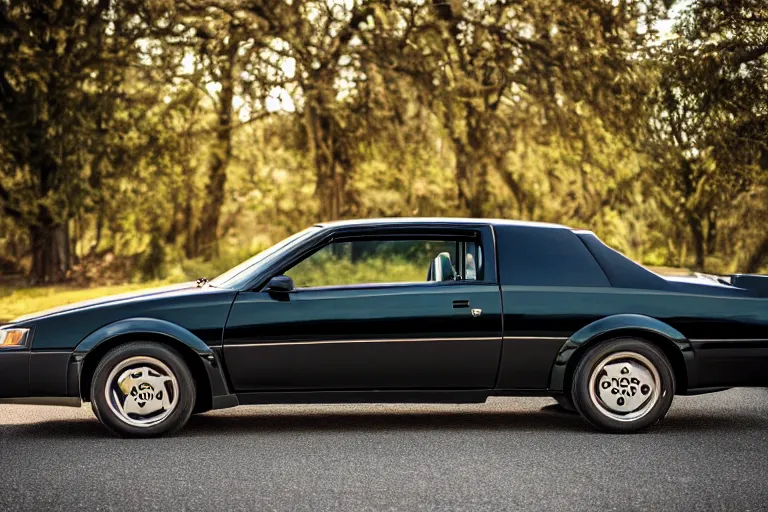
72;317;236;408
73;317;215;358
549;314;697;392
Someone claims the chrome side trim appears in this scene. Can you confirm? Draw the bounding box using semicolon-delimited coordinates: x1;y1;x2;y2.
0;397;82;407
689;338;768;343
228;336;502;348
503;336;569;341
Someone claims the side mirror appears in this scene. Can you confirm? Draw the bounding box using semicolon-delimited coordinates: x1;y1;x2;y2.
265;275;295;294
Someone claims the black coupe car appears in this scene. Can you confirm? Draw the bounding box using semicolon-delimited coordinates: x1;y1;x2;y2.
2;218;767;437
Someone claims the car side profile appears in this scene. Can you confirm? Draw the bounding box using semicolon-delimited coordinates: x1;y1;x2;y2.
1;218;767;437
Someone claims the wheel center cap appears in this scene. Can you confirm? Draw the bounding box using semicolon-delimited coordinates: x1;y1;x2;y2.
117;367;172;416
597;361;654;413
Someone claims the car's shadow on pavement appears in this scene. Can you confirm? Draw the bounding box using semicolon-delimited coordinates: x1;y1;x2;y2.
3;405;767;439
185;408;590;436
183;408;768;437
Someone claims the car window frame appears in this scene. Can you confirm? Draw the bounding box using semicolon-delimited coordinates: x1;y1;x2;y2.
285;237;464;290
248;223;498;292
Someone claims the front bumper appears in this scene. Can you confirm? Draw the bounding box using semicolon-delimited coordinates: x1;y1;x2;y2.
0;349;79;404
0;349;31;398
0;397;81;407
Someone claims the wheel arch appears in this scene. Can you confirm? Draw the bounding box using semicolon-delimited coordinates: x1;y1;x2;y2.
74;318;227;412
549;314;697;395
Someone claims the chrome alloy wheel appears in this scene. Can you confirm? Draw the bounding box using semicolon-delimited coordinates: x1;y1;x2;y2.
588;351;661;422
104;356;180;428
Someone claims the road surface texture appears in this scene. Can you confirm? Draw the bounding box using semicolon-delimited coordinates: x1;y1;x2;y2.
1;389;767;511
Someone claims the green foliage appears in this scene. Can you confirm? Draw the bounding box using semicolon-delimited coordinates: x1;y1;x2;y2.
643;0;768;270
287;253;426;289
287;239;455;287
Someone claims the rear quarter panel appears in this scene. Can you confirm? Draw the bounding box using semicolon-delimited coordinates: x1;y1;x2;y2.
500;286;768;389
492;224;768;391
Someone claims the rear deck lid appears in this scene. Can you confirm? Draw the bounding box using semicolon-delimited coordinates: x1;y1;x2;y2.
729;274;768;297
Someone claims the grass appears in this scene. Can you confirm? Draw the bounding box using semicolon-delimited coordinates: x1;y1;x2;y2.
288;256;426;288
0;281;175;323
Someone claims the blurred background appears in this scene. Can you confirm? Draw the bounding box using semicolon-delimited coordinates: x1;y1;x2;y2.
0;0;766;320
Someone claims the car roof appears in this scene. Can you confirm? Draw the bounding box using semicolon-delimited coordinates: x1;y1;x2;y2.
315;217;570;230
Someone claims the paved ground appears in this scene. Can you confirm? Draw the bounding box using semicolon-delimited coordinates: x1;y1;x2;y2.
1;390;768;512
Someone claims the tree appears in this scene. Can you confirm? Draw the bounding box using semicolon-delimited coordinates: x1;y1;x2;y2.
261;1;386;221
151;0;282;258
385;0;665;217
0;0;148;283
647;0;768;270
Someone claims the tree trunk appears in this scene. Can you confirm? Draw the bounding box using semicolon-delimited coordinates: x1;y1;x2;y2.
29;149;71;283
745;236;768;273
454;144;488;218
455;148;472;215
311;115;340;221
165;189;181;245
471;161;489;218
451;101;490;218
305;89;347;222
688;215;706;270
193;52;235;260
706;211;718;256
182;162;197;259
29;222;69;284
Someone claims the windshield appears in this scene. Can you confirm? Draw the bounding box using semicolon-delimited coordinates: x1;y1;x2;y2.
208;227;321;289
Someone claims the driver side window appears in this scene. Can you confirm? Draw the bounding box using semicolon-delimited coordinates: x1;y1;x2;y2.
285;238;482;289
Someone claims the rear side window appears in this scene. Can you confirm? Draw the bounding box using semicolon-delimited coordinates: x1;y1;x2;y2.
495;225;610;287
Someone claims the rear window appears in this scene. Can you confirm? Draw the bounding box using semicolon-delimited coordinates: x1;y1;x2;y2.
495;225;610;287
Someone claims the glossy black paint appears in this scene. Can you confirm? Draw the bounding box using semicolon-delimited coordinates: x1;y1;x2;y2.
496;337;567;390
693;338;768;387
224;282;503;390
29;352;71;397
265;275;295;293
15;283;236;350
4;283;236;401
0;217;767;409
0;352;29;398
547;313;695;392
236;389;491;405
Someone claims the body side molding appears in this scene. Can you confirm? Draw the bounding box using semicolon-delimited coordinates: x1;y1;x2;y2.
548;314;696;392
0;397;82;407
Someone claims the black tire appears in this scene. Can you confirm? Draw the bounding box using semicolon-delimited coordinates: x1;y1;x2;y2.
571;338;675;433
554;394;577;412
90;342;196;437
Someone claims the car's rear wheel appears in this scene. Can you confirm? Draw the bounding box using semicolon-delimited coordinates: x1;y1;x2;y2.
571;338;675;433
90;342;195;437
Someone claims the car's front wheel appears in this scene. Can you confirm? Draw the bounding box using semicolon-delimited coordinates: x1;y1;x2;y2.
571;338;675;433
90;342;196;437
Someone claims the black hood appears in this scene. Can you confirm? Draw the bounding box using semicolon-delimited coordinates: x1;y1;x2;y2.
10;282;199;324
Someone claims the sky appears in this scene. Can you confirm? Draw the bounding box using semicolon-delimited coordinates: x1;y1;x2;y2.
654;0;692;39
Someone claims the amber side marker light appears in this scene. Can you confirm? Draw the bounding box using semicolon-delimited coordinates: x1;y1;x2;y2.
0;329;29;348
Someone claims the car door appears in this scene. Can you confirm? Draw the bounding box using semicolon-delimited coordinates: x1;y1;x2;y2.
222;225;503;392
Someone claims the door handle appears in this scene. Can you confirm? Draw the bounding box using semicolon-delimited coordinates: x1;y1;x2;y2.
452;300;470;309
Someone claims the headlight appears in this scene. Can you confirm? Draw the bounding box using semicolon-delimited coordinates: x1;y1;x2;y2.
0;328;30;348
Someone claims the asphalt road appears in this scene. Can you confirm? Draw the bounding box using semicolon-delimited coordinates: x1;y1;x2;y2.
1;390;768;512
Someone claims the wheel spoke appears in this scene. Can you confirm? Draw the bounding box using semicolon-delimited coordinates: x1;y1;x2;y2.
105;357;179;428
